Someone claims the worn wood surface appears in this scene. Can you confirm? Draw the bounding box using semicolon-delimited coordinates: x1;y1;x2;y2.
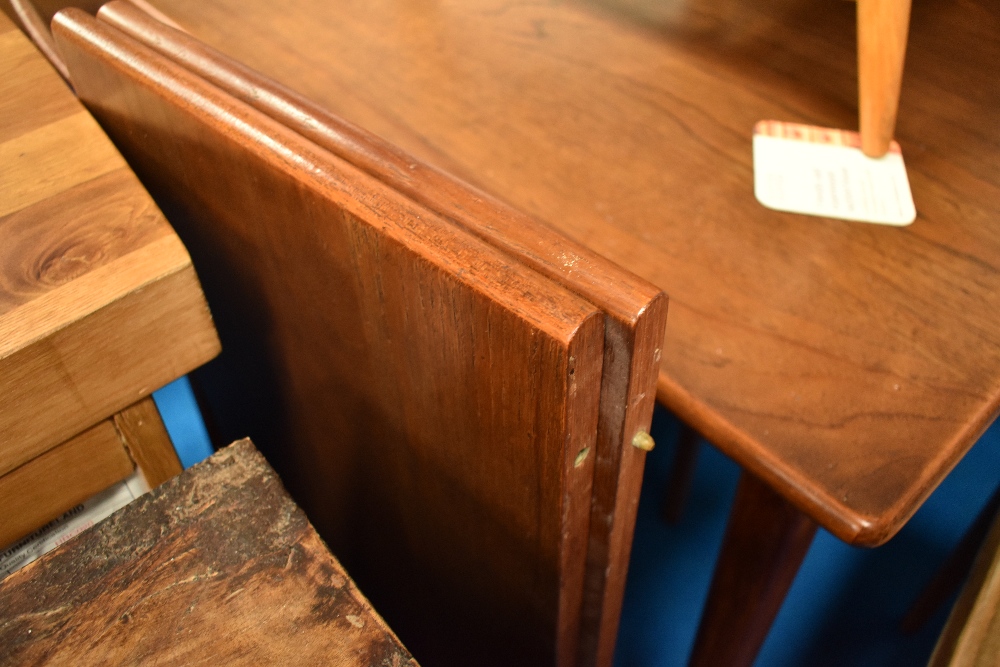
0;439;418;666
54;11;605;665
857;0;912;157
114;396;182;488
132;0;1000;549
93;4;667;662
929;498;1000;667
688;472;818;667
0;10;220;477
0;418;134;550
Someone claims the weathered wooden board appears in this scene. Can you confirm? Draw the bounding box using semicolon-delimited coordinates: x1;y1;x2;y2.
0;439;418;666
93;3;669;661
0;10;220;478
54;11;605;666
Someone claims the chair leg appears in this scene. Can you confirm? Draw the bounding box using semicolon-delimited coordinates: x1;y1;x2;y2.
688;471;818;667
902;482;1000;634
858;0;913;157
661;422;699;524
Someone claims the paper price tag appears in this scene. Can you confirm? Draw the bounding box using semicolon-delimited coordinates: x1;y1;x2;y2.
753;121;916;226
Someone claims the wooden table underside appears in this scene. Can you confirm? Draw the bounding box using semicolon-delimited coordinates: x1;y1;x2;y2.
136;0;1000;547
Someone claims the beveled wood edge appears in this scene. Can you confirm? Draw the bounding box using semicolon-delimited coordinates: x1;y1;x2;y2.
657;374;1000;547
53;8;602;346
557;309;605;667
584;292;668;667
96;0;666;325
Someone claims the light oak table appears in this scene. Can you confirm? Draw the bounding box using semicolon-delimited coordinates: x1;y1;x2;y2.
0;439;418;666
0;10;219;550
122;0;1000;663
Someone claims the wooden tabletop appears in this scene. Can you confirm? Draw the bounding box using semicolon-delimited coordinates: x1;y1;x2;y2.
0;10;219;476
0;439;418;665
138;0;1000;545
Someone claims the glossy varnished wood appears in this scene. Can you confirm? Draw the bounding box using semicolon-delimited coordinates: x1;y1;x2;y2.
0;10;219;477
94;3;668;661
135;0;1000;548
0;439;418;666
54;11;605;665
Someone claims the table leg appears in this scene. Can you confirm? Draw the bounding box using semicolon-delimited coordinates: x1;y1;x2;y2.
661;422;700;524
688;471;818;667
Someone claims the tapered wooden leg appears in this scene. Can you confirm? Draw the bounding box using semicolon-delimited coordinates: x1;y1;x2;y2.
858;0;912;157
688;472;818;667
661;422;699;524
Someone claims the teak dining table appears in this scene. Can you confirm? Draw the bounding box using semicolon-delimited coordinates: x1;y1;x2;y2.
119;0;1000;663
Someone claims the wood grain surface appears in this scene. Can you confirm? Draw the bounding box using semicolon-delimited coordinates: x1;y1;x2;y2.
131;0;1000;547
93;3;668;662
114;396;182;488
0;418;133;550
0;10;219;476
0;439;418;666
54;11;605;665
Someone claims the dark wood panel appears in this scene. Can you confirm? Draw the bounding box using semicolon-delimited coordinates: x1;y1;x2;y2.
93;4;668;662
132;0;1000;547
0;439;418;666
54;11;605;666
